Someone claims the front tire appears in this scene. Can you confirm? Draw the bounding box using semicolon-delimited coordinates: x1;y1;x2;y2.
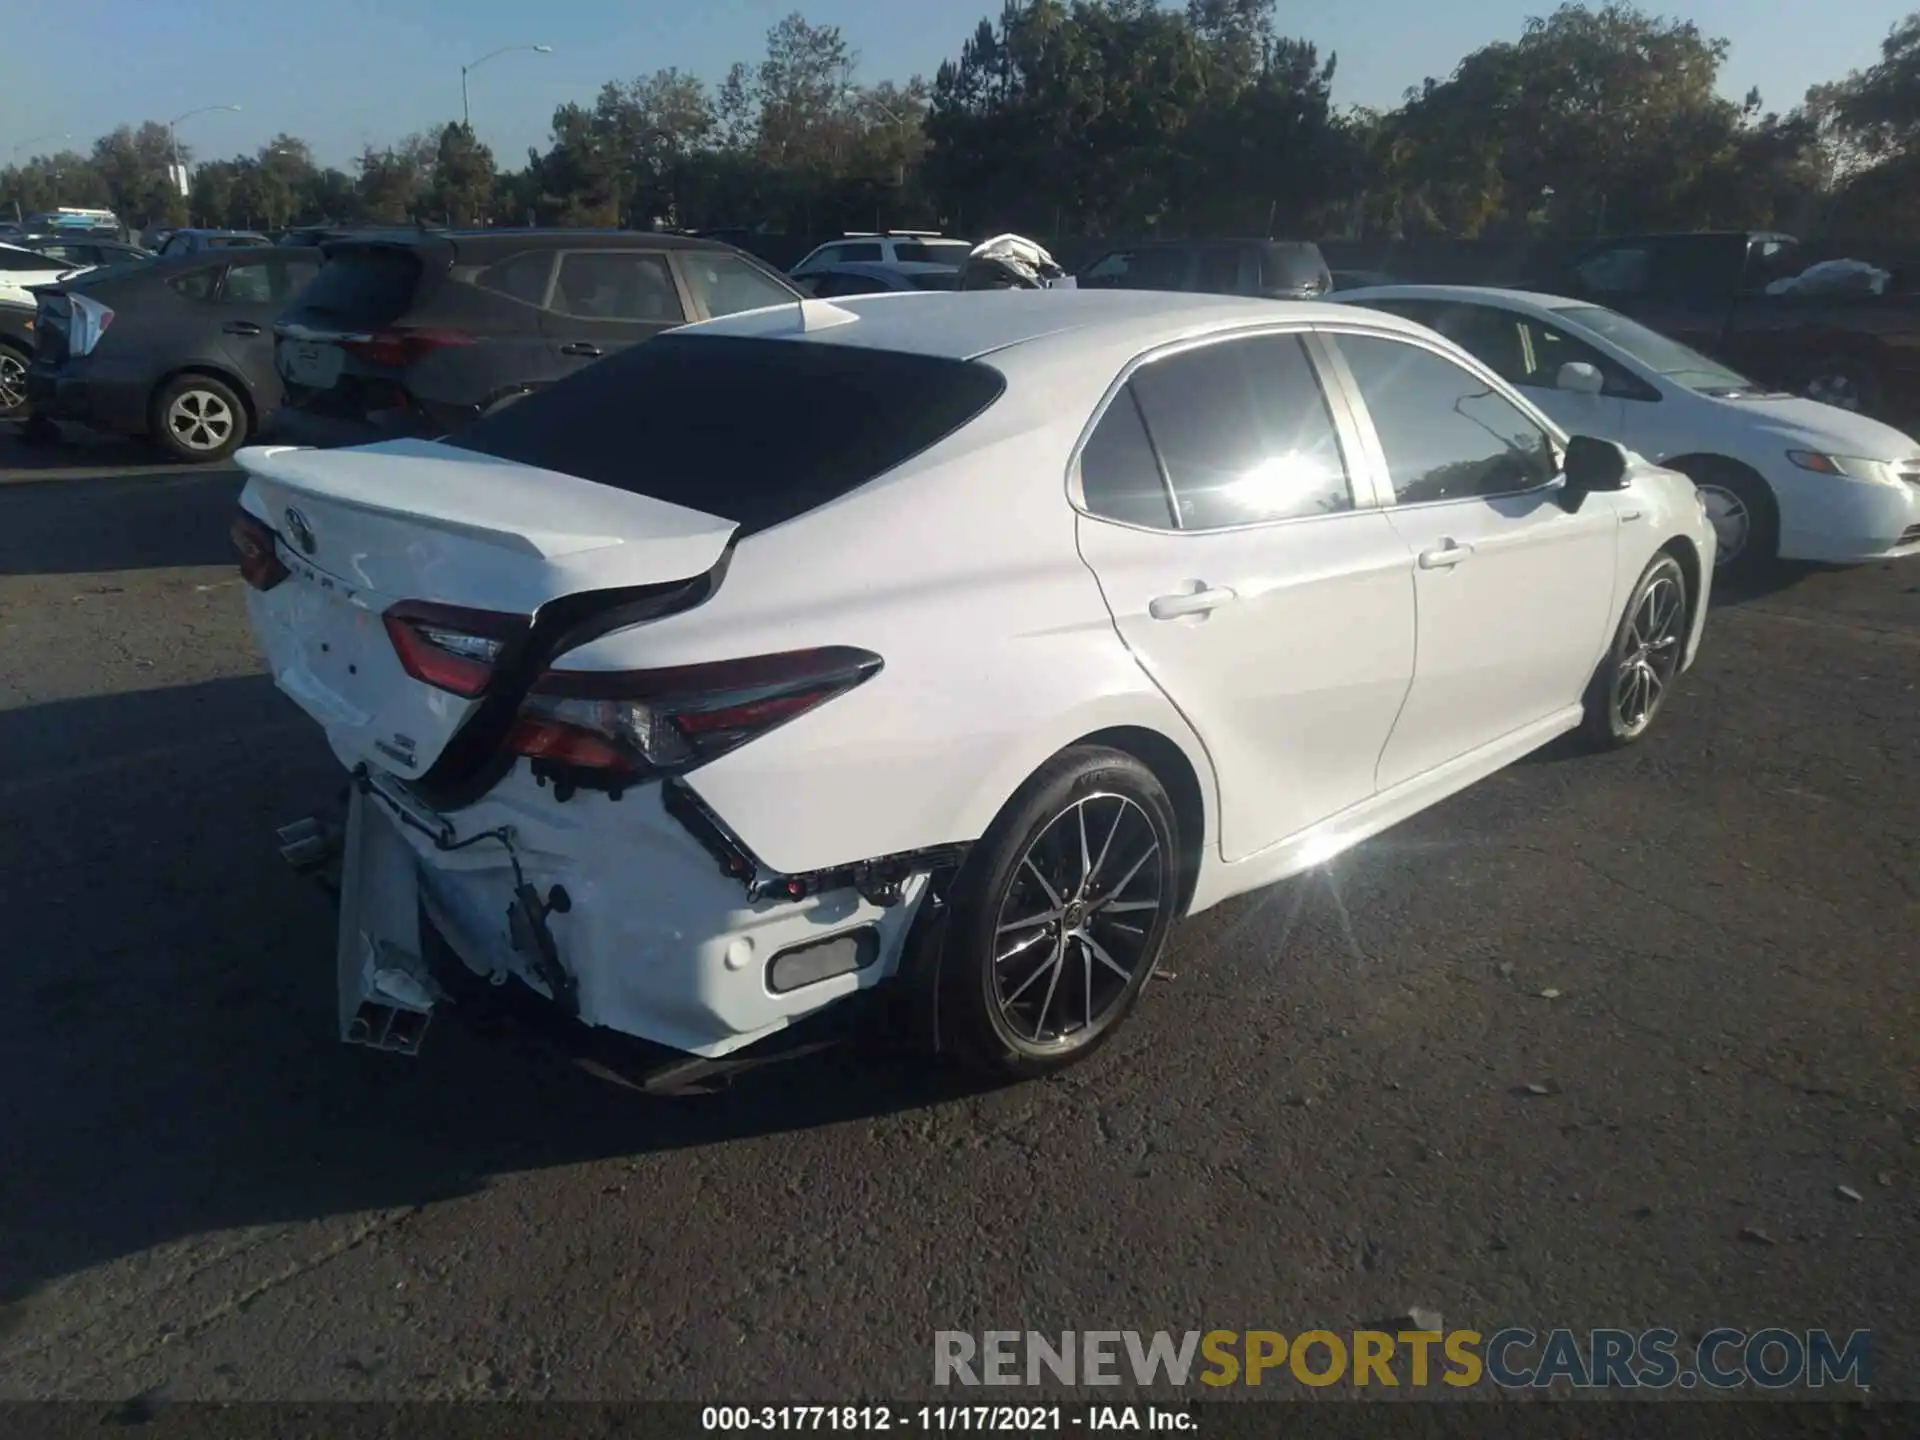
939;746;1180;1080
152;373;249;464
1580;552;1689;750
1671;458;1777;582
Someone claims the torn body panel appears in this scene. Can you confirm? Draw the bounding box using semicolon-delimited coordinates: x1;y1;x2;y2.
308;764;946;1062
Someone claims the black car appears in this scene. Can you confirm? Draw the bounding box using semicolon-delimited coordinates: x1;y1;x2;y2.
1078;239;1333;300
17;235;155;269
25;247;323;462
1;300;37;419
272;228;803;445
158;229;274;259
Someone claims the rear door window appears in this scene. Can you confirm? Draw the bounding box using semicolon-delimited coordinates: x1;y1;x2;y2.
1078;388;1175;529
1129;333;1354;529
679;250;798;317
550;251;684;323
1195;248;1243;295
1570;245;1651;298
1081;248;1192;291
446;334;1006;535
217;259;321;305
167;267;221;301
476;250;555;307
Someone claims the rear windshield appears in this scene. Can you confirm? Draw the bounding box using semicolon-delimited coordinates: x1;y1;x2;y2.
446;334;1007;535
292;245;423;325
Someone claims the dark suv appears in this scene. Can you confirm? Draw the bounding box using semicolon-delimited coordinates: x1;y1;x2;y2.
272;229;804;444
1079;239;1332;300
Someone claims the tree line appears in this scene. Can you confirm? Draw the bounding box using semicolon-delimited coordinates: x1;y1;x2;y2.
4;1;1916;251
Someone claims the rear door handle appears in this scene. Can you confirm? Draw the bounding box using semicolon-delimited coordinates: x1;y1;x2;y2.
1417;539;1474;569
222;321;262;336
1148;585;1237;620
1620;507;1644;522
559;342;603;357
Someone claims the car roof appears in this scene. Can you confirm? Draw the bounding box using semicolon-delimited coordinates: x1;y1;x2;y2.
327;228;737;254
1335;283;1592;315
679;288;1431;361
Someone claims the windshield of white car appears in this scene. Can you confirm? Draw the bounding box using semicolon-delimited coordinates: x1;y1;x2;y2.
1556;305;1770;396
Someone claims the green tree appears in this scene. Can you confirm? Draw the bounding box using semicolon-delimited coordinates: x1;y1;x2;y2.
354;134;436;222
1379;3;1819;237
91;122;187;226
427;123;497;225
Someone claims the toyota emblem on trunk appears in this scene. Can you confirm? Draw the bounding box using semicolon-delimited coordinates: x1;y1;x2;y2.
285;508;316;555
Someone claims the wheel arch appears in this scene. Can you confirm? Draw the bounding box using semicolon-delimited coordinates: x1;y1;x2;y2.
1071;724;1209;918
1663;451;1772;498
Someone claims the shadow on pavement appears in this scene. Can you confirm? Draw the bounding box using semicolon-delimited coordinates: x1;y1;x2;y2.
1707;560;1832;606
0;676;991;1311
0;466;242;574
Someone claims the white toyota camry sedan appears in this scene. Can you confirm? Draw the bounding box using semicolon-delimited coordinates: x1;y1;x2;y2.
1339;284;1920;576
235;289;1716;1084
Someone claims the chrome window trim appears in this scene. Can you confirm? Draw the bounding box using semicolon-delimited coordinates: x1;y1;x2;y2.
1310;319;1573;513
1066;321;1381;537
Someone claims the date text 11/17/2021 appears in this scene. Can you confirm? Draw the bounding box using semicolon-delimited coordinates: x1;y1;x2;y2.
701;1406;1196;1431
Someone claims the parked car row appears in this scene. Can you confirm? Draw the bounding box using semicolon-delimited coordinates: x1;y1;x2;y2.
20;229;804;462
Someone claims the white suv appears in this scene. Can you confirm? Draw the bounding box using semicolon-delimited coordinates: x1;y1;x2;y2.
790;231;971;281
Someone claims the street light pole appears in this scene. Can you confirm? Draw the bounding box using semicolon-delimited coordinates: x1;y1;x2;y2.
460;43;553;131
167;104;242;194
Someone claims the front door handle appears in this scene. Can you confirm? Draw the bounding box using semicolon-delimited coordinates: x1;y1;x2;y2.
1619;507;1644;522
559;342;603;358
1148;585;1237;620
222;321;262;336
1417;539;1474;569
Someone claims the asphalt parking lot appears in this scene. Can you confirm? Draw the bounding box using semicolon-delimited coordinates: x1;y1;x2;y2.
0;428;1915;1407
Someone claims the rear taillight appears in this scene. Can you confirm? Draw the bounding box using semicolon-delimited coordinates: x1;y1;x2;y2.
68;293;114;357
342;327;476;368
508;647;883;778
383;601;530;698
230;508;289;591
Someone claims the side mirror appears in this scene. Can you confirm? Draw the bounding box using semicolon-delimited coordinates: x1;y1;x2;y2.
1557;360;1605;395
1561;435;1631;508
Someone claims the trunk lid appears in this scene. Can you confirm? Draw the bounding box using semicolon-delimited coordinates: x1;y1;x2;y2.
237;438;737;777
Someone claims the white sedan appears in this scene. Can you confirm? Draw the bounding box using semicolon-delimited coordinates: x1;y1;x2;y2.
236;290;1715;1084
0;241;91;308
1338;284;1920;575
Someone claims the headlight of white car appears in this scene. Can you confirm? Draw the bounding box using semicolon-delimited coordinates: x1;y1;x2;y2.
1784;451;1907;486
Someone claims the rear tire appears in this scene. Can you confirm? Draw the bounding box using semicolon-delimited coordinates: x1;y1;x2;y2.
152;373;249;464
938;746;1180;1080
0;342;29;422
1670;457;1777;582
1579;552;1689;751
1800;355;1884;418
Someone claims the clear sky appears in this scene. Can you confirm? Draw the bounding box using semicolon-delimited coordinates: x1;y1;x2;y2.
0;0;1902;171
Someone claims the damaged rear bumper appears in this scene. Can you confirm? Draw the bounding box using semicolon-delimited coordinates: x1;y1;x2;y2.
289;765;945;1083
